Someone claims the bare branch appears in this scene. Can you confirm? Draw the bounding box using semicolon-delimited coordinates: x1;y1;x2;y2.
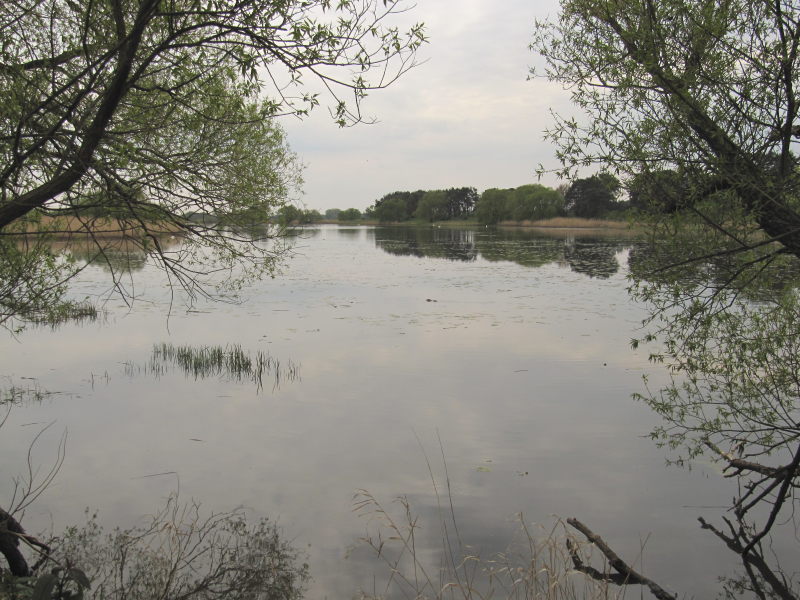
566;518;676;600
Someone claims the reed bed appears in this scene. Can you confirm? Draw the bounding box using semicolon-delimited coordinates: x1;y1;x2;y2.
19;215;183;239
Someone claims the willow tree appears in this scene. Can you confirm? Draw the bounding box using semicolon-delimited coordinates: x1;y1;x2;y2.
0;0;425;326
534;1;800;597
1;0;424;582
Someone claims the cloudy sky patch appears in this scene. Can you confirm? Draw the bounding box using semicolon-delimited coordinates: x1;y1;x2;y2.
282;0;568;211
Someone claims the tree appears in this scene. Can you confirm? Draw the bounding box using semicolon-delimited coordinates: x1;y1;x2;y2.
325;208;342;221
627;170;687;214
414;190;448;222
474;185;565;225
443;187;479;219
0;0;425;322
277;205;303;226
370;190;424;222
474;188;511;225
564;174;619;218
302;209;322;224
338;208;362;222
0;0;425;584
508;184;565;221
372;195;410;223
532;0;800;250
534;1;800;596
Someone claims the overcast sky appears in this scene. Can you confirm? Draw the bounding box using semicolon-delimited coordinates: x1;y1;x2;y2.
280;0;569;212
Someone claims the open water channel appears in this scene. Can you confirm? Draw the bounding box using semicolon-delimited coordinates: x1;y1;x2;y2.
1;225;743;597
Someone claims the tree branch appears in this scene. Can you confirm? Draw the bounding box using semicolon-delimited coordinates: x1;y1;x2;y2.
566;518;676;600
0;0;160;229
698;517;794;600
0;46;89;74
704;439;800;479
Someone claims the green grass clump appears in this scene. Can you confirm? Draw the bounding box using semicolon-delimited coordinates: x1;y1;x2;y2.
128;343;299;392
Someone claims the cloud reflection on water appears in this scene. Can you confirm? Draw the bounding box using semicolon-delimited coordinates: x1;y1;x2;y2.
0;225;736;598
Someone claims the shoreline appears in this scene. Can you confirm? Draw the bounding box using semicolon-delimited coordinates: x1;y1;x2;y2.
310;217;635;231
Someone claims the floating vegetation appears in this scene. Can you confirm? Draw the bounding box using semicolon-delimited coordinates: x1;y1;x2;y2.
126;343;300;392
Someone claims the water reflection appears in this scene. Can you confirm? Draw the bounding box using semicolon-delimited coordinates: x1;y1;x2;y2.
335;227;364;238
477;232;564;269
373;226;478;262
628;242;800;297
61;237;179;273
372;226;635;279
349;490;545;600
0;224;737;599
563;240;623;279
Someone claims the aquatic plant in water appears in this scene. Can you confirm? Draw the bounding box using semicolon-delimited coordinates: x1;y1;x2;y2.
127;343;299;392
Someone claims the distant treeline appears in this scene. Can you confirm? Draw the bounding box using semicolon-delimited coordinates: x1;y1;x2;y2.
365;174;632;224
278;170;679;225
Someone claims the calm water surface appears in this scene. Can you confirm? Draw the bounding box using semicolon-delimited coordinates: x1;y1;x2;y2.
2;225;742;597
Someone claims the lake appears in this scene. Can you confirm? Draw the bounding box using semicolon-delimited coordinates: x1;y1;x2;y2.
1;225;742;597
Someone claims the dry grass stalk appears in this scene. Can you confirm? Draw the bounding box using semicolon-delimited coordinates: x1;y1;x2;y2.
352;490;625;600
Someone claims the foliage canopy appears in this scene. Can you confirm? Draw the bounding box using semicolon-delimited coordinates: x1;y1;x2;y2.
0;0;425;324
474;185;566;225
532;0;800;252
535;0;800;596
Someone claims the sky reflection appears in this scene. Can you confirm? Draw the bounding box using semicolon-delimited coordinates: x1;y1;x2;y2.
0;225;740;598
